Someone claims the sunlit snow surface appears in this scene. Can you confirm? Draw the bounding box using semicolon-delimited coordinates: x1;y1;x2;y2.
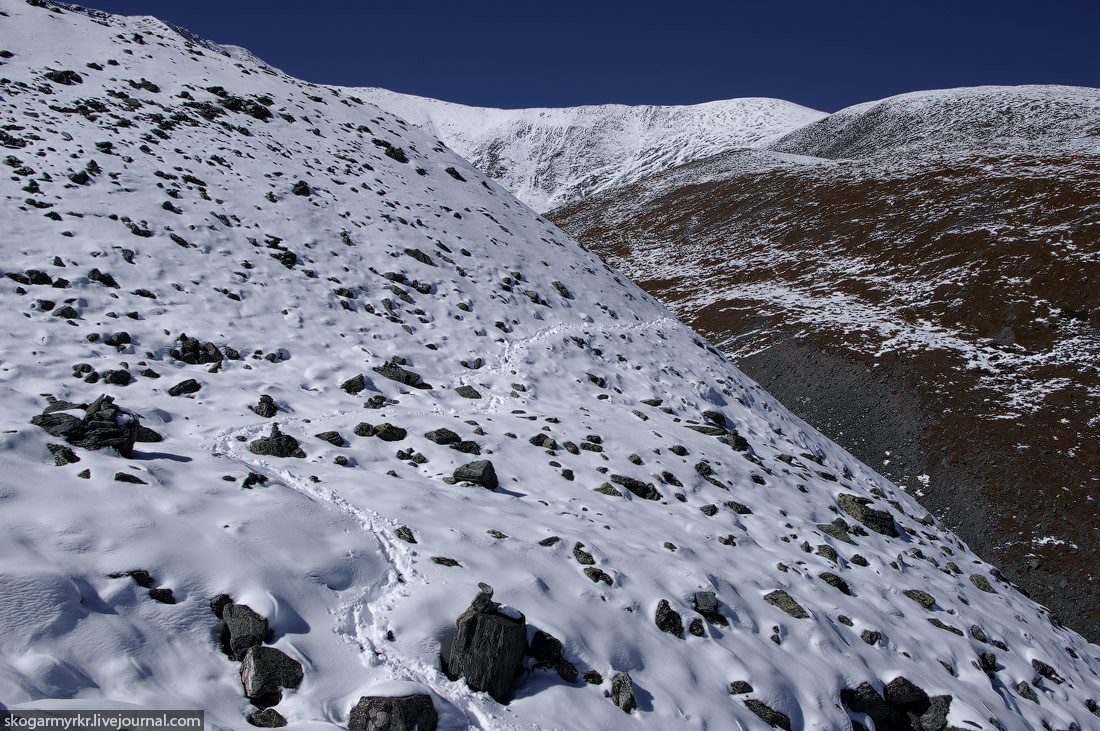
0;3;1098;730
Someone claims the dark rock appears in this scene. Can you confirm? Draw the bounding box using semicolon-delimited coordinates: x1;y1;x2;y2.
884;677;930;715
446;585;526;701
45;69;83;85
87;268;119;288
224;603;269;660
841;683;891;726
348;694;437;731
291;180;311;196
1016;680;1037;702
455;385;482;399
52;305;79;319
584;567;613;585
538;536;561;547
969;574;995;593
373;360;431;389
528;433;557;449
149;587;175;604
135;426;163;442
374;423;407;442
744;699;791;730
425;428;460;445
453;460;498;490
171;334;224;365
102;369;131;386
450;440;481;455
210;594;234;618
837;493;898;537
655;599;684;638
242;472;267;489
694;591;728;626
903;589;936;610
610;672;636;713
46;443;80;465
819;572;851;595
729;680;753;694
249;425;305;459
688;618;705;636
315;431;345;447
1031;658;1065;685
167;378;201;396
354;422;376;437
341;374;366;394
573;542;595;565
104;331;131;347
395;526;417;543
246;708;287;728
33;395;138;458
763;590;809;619
114;471;146;484
920;695;952;731
860;630;881;645
404;248;434;266
240;645;303;706
610;474;661;500
252;395;278;418
700;504;718;516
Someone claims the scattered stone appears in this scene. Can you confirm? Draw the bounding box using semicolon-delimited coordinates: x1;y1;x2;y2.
453;460;498;489
431;557;460;567
819;572;851;595
47;443;80;465
31;394;139;457
114;471;146;484
455;385;481;399
584;567;613;585
903;589;936;610
249;425;305;458
374;423;408;442
763;590;808;619
837;493;898;537
340;373;366;394
224;603;269;660
315;430;345;447
920;695;952;731
573;542;595;565
743;699;791;730
149;587;175;604
655;599;684;638
446;584;526;701
1016;680;1037;702
373;360;431;389
1031;658;1065;685
246;708;287;728
840;683;891;727
168;378;201;396
240;645;303;707
348;694;437;731
610;474;661;500
610;672;636;713
861;630;881;645
425;428;460;445
969;574;995;593
538;536;561;547
251;395;277;418
694;591;728;626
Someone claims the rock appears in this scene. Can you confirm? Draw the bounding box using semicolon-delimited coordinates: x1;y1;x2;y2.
610;672;636;713
240;645;303;706
315;431;345;446
884;676;930;714
450;440;481;455
860;630;881;645
373;360;431;389
149;587;175;604
102;369;131;386
572;542;595;565
251;395;277;418
903;589;936;610
584;568;613;585
1031;658;1065;685
47;443;80;465
291;180;310;196
171;334;224;365
528;630;578;680
969;574;995;593
341;374;366;394
453;460;498;490
425;428;460;445
1016;680;1037;703
168;378;201;396
763;590;809;619
446;585;526;701
655;599;684;638
743;699;791;730
610;474;661;501
31;394;139;458
246;708;287;728
373;423;407;442
528;433;557;449
919;695;952;731
841;683;891;726
819;572;851;595
693;591;728;626
837;493;898;537
455;385;481;399
249;425;306;458
135;426;163;443
348;694;437;731
104;331;131;347
224;603;269;659
729;680;753;694
210;594;234;618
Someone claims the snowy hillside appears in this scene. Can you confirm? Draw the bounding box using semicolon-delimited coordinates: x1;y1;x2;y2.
768;85;1100;159
353;87;826;212
1;3;1099;731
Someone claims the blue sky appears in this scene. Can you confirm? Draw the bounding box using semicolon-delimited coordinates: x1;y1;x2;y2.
86;0;1099;112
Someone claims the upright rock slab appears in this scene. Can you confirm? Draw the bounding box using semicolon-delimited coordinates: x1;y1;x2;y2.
446;584;525;701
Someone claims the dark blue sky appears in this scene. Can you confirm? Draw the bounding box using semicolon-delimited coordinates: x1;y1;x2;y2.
86;0;1099;113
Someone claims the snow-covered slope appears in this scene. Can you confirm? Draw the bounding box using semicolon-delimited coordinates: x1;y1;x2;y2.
768;85;1100;160
1;3;1099;730
353;87;826;212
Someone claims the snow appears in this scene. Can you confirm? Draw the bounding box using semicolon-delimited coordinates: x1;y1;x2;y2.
0;2;1096;730
351;87;826;212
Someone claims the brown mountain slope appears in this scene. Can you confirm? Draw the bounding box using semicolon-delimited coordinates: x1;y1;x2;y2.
550;148;1100;640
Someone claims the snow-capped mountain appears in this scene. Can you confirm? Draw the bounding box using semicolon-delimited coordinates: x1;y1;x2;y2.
353;87;826;212
549;85;1100;648
1;3;1098;731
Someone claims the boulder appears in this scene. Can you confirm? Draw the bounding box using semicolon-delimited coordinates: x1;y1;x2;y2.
251;395;277;418
654;599;684;638
425;428;460;445
341;374;366;395
884;676;930;714
249;425;306;458
455;385;481;399
763;590;809;619
837;493;898;537
348;694;437;731
168;378;201;396
610;672;636;713
246;709;286;728
446;584;526;701
373;360;431;389
453;460;498;490
693;591;728;626
743;699;791;730
31;394;138;458
240;645;303;707
224;603;269;660
610;474;661;500
374;423;407;442
840;683;891;726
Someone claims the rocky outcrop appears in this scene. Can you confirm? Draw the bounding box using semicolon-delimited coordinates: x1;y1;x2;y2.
31;394;139;458
445;584;526;701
